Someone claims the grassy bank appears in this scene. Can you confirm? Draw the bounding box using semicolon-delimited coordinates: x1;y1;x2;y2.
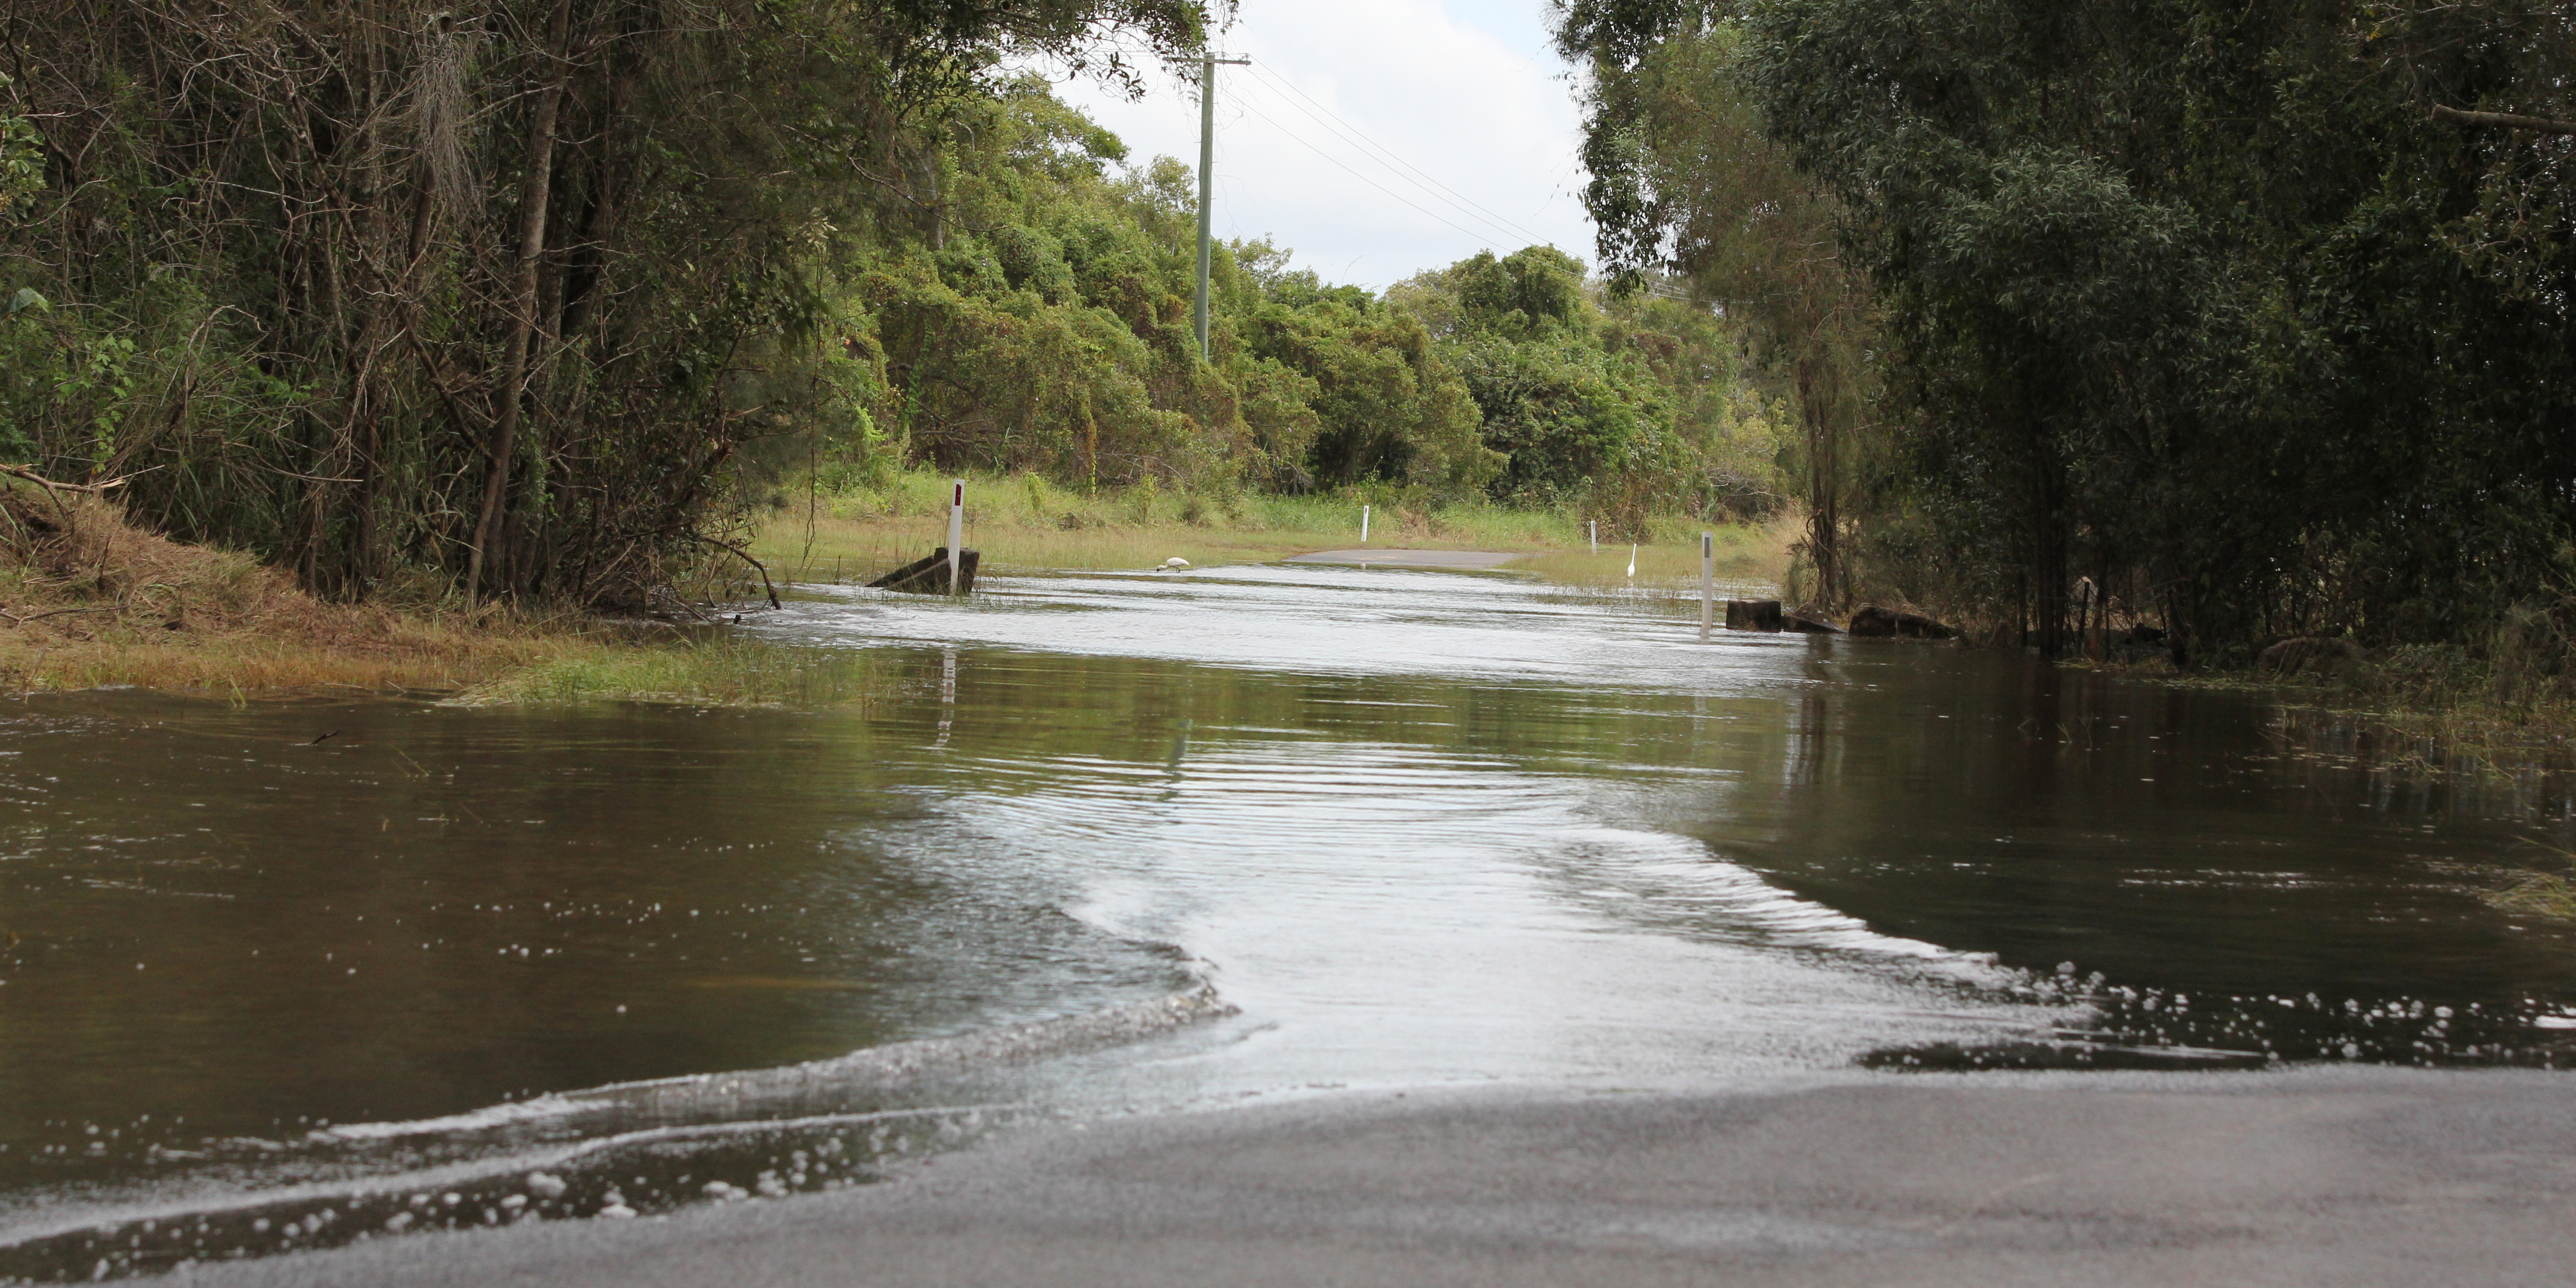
0;487;884;706
8;474;1789;703
745;469;1795;589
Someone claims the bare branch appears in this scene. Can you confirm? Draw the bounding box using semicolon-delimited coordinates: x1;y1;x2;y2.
2430;103;2576;136
0;463;132;494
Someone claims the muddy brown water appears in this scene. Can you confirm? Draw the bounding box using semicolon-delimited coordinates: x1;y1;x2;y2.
3;562;2573;1280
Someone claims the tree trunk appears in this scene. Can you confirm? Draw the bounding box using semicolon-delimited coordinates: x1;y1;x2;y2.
2030;447;2068;657
1795;352;1840;610
467;0;575;603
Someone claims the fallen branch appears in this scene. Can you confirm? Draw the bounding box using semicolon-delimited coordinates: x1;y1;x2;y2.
0;606;110;627
684;534;782;609
0;464;133;494
2431;103;2576;136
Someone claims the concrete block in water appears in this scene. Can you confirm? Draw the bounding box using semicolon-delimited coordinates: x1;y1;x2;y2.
869;548;981;595
1848;605;1956;640
1725;599;1784;632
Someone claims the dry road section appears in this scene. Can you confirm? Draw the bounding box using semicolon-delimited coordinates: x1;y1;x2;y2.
187;1067;2575;1288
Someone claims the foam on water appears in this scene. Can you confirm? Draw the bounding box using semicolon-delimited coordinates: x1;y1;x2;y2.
322;986;1234;1143
855;732;2070;1103
0;991;1235;1279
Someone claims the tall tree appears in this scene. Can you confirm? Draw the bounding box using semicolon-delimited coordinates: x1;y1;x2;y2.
1556;10;1871;605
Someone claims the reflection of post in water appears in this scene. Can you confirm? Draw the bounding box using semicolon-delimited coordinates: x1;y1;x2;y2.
1162;717;1193;800
935;647;957;749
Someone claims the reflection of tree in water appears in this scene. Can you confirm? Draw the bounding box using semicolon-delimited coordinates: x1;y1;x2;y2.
1720;649;2576;1069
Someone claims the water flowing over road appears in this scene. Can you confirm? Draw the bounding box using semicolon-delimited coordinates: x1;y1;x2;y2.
3;562;2572;1282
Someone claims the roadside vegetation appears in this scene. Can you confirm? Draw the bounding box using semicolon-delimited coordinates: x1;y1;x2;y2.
1559;3;2576;662
1;486;588;694
749;467;1793;585
1;3;1814;702
1552;2;2576;805
23;0;2574;748
0;2;1812;703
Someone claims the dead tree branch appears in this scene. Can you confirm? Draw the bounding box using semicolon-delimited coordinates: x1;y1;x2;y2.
2431;103;2576;136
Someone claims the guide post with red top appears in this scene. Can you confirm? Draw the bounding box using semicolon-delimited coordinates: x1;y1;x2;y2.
947;480;965;596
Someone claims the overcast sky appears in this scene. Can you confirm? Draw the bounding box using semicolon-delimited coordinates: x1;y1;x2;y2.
1046;0;1598;291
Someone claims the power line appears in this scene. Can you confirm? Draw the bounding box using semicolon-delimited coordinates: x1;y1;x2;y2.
1240;63;1556;249
1241;61;1549;242
1219;83;1536;250
1235;76;1545;249
1220;88;1527;251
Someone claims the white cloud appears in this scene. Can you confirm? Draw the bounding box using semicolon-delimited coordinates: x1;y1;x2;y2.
1044;0;1596;290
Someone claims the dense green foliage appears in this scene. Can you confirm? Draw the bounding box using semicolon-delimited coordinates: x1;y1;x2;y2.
1561;0;2576;661
825;89;1498;498
818;85;1782;531
1;3;1783;609
0;1;1209;605
1389;245;1770;522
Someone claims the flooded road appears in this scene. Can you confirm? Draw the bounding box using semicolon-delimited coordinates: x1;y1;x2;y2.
3;562;2573;1280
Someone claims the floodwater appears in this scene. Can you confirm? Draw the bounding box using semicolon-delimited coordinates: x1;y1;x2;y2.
3;562;2574;1281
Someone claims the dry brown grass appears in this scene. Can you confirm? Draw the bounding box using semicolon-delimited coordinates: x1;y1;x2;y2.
2492;870;2576;921
1;487;613;694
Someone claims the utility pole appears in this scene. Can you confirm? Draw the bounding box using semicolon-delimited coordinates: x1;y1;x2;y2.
1196;51;1250;361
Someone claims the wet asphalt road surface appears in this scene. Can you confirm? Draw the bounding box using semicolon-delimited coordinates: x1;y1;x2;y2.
182;1065;2576;1288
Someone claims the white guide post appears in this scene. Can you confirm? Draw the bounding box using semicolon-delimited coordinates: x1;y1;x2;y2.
1590;520;1597;555
1700;531;1715;643
1361;504;1370;544
947;479;965;595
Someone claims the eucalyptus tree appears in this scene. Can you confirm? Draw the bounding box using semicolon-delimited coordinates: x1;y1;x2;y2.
1554;10;1871;605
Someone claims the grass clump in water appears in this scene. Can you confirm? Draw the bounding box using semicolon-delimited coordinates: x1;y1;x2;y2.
2484;837;2576;923
2491;870;2576;922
